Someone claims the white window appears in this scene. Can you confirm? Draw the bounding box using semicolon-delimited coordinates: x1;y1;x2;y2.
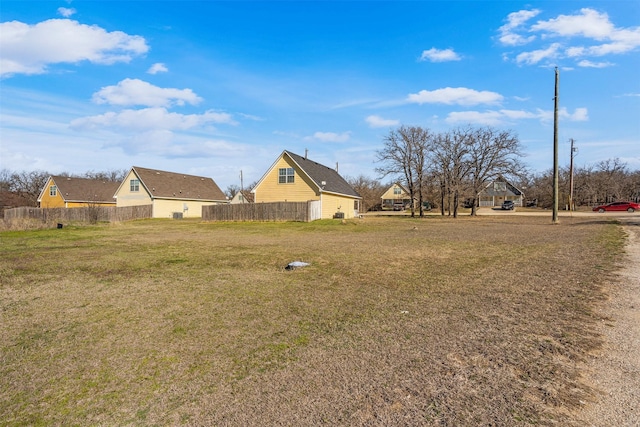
278;168;295;184
494;182;507;192
130;179;140;192
49;185;57;196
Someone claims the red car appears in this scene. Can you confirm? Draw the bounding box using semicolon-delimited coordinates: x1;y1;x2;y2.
592;201;640;213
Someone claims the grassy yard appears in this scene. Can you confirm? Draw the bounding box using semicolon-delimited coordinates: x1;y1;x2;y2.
0;216;626;426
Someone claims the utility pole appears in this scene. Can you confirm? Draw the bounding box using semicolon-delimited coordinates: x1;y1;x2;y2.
568;139;577;211
552;67;559;224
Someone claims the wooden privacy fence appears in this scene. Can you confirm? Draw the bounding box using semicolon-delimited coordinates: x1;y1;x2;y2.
3;205;153;223
202;201;318;222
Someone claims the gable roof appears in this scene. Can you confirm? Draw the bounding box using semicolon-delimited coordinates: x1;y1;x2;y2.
127;166;227;201
234;190;254;203
39;176;119;203
382;182;411;197
281;151;360;198
478;176;524;197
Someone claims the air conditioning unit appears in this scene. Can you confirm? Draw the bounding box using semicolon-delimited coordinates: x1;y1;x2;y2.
172;212;183;219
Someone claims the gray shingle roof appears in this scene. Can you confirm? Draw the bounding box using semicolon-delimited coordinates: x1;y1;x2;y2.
51;176;119;203
479;177;523;197
285;151;360;198
132;166;226;201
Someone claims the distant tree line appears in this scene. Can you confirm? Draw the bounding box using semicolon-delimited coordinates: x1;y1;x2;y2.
353;125;638;215
518;158;640;209
2;148;638;215
374;125;525;217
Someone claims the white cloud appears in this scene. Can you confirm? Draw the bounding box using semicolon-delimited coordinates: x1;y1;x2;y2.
502;8;640;67
577;60;614;68
365;115;399;128
119;130;242;158
515;43;562;65
147;63;168;74
445;107;588;125
91;79;202;107
419;48;461;62
306;131;351;143
57;7;76;17
564;107;589;121
498;9;541;46
446;111;505;126
70;107;236;132
407;87;503;106
531;8;615;40
0;19;148;77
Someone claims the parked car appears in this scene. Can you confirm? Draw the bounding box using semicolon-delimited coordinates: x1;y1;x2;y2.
393;203;405;211
592;201;640;213
501;200;515;210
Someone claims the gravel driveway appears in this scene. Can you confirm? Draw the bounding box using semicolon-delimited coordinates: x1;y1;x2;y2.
576;216;640;426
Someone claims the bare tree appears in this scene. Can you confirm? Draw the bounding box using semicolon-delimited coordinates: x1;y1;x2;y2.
0;169;11;192
83;169;128;182
9;170;50;206
225;184;241;199
375;126;431;217
465;127;525;216
346;175;385;212
432;128;472;218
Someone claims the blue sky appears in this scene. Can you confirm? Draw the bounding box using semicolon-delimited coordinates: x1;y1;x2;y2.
1;1;639;190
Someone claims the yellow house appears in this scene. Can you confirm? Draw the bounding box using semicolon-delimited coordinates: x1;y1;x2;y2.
380;182;414;210
252;150;361;219
37;176;119;208
114;166;228;218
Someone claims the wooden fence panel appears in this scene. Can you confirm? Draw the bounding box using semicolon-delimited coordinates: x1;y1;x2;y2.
2;205;152;224
202;202;312;222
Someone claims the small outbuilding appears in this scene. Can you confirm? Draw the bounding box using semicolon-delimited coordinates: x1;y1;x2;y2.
230;190;255;204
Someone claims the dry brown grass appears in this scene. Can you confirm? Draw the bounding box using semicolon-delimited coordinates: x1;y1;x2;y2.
0;216;626;426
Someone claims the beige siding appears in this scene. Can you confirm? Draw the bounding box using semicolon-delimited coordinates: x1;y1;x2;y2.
381;184;408;200
321;193;359;219
254;157;319;203
115;170;152;208
152;199;224;218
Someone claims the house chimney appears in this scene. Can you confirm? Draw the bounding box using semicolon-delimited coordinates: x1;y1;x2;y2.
336;162;339;173
305;149;308;159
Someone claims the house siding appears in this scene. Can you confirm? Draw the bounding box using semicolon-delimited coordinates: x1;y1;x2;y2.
254;157;319;203
38;178;65;208
115;170;153;208
152;199;224;218
64;201;115;208
321;193;358;219
380;183;412;209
